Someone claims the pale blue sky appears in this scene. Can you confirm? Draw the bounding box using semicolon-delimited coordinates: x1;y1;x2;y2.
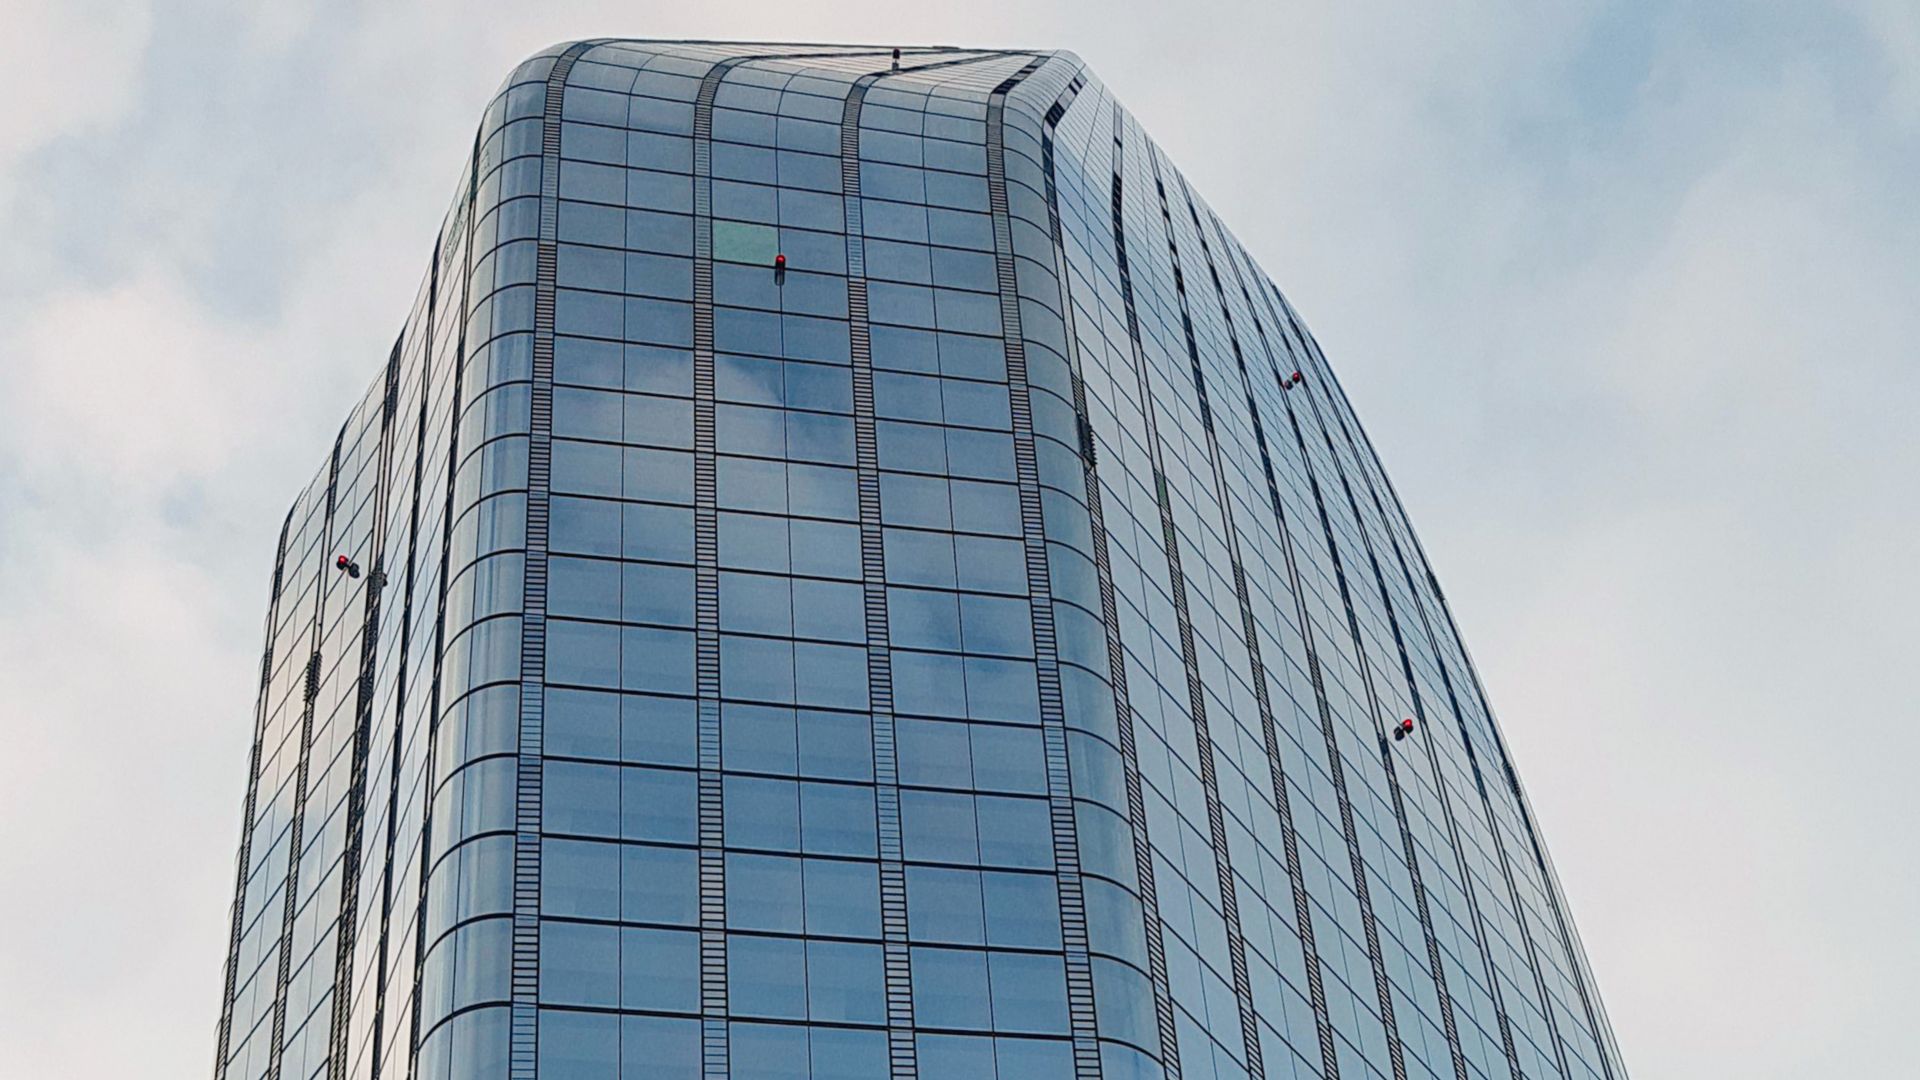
2;3;1915;1077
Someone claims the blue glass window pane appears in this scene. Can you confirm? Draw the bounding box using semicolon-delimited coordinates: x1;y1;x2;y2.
622;844;698;925
879;473;951;530
884;529;957;588
721;635;795;703
976;795;1053;869
875;371;942;422
954;535;1025;593
717;400;785;455
811;1027;889;1080
542;838;618;919
718;354;784;405
911;947;991;1030
989;951;1070;1034
552;495;620;556
933;288;1002;336
867;238;932;284
556;335;621;387
623;392;694;447
719;455;787;513
889;588;961;652
728;934;807;1019
803;857;880;937
621;766;697;843
626;208;693;255
723;703;798;774
794;642;870;710
623;446;694;503
725;775;800;851
730;1022;807;1080
789;519;862;580
540;921;617;1006
897;718;970;788
936;332;1004;381
791;576;860;641
624;562;695;626
538;1009;617;1080
620;926;699;1011
787;410;855;464
800;781;877;857
622;625;695;694
621;693;697;767
797;710;873;781
964;656;1040;722
983;871;1062;949
620;1015;700;1079
945;428;1015;479
786;360;853;411
719;512;790;572
789;463;858;520
726;852;804;932
949;480;1019;536
877;419;947;474
996;1036;1075;1078
918;1033;995;1080
960;593;1034;657
626;344;694;396
553;440;621;497
891;650;966;717
906;865;984;944
807;939;886;1023
544;760;618;836
969;723;1046;794
721;571;793;636
929;242;994;285
623;502;694;563
901;789;978;864
871;325;939;373
547;688;618;760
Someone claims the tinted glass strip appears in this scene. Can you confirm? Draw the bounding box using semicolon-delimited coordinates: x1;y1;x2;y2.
989;54;1107;1080
1188;176;1477;1080
266;427;347;1080
325;341;405;1080
1137;137;1286;1080
1106;119;1266;1080
1046;87;1187;1080
503;42;598;1080
368;274;440;1080
1136;123;1358;1080
690;55;733;1080
213;506;295;1080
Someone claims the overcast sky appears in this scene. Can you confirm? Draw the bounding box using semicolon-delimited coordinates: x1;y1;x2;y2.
2;3;1915;1078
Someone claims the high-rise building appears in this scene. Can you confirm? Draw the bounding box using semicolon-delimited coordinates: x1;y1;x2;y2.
212;40;1626;1080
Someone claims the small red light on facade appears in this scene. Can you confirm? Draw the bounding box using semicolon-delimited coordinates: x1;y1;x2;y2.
1402;718;1415;732
336;555;350;570
774;253;786;268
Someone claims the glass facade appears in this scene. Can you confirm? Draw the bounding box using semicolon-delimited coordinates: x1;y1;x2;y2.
211;40;1626;1080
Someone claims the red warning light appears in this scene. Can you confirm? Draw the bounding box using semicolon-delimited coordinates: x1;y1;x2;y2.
336;555;350;570
774;253;786;269
1402;718;1415;732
